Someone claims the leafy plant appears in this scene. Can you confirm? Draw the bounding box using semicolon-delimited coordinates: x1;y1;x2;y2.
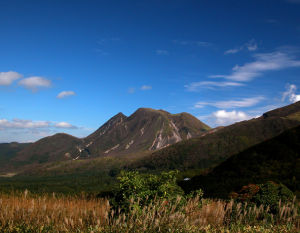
252;181;295;213
114;170;185;209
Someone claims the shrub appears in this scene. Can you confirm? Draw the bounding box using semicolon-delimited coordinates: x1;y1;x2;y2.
230;181;295;214
114;170;185;209
252;181;294;213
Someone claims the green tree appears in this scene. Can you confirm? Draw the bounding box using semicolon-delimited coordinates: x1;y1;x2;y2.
114;170;185;209
252;181;294;213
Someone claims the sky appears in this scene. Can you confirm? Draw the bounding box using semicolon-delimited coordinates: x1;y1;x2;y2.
1;0;300;142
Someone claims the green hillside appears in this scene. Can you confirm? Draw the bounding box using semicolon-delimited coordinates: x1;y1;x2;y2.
179;125;300;198
0;142;31;173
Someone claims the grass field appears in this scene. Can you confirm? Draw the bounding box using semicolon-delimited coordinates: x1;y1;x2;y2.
0;191;299;233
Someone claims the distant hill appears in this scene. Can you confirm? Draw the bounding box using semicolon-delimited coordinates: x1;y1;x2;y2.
179;125;300;198
0;142;31;172
14;133;82;164
1;108;210;170
131;101;300;171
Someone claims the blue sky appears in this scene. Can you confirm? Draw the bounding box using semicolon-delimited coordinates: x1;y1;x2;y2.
1;0;300;142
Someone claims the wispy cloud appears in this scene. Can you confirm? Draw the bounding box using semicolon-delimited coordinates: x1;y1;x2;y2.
247;104;282;116
282;84;300;103
173;40;212;47
141;85;152;90
213;50;300;82
95;49;109;56
0;118;79;142
96;38;120;55
97;38;120;44
128;87;135;94
156;50;169;55
194;96;264;109
224;39;258;55
224;48;240;55
18;76;52;91
57;91;76;99
246;40;258;51
0;118;77;130
185;81;244;91
0;119;50;129
0;71;22;86
128;85;152;93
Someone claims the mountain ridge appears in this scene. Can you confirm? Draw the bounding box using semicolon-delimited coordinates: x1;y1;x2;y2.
130;101;300;171
1;107;210;171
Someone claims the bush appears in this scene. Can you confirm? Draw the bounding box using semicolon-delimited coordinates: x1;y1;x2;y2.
114;170;185;210
230;181;295;214
252;181;294;213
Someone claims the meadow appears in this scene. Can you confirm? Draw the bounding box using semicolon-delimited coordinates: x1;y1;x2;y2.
0;190;299;233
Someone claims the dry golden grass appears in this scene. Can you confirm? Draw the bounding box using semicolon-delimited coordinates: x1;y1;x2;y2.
0;191;299;232
0;191;109;232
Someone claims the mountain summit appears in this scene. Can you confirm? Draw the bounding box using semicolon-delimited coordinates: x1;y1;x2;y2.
81;108;210;158
10;108;210;165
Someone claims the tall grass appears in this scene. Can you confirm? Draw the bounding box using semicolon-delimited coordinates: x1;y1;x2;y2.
0;191;299;232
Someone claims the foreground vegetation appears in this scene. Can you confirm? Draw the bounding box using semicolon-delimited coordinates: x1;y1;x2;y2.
0;171;299;232
0;191;299;232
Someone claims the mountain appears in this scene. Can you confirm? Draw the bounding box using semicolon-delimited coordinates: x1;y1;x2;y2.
0;142;31;173
179;125;300;198
131;101;300;171
6;108;210;168
1;103;300;195
14;133;82;164
82;108;210;158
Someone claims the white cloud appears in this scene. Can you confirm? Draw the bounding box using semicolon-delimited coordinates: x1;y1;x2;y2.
282;84;300;103
185;81;244;91
18;76;52;91
57;91;76;99
224;39;258;55
0;118;77;130
0;119;50;129
156;50;169;55
54;122;77;129
141;85;152;90
213;110;253;126
0;71;22;86
292;94;300;102
195;96;264;109
214;51;300;82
